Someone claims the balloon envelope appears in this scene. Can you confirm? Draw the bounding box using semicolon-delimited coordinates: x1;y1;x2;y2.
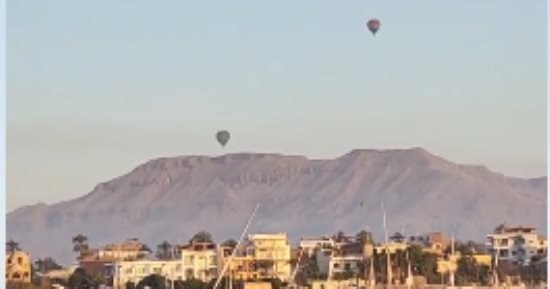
216;130;230;147
367;18;381;35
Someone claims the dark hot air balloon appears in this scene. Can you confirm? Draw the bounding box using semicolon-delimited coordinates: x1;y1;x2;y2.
216;130;230;147
367;18;381;36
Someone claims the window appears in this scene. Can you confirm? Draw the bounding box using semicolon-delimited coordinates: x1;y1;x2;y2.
334;263;340;268
184;256;194;266
17;257;23;265
23;272;29;278
208;268;217;277
7;258;11;265
125;268;133;275
344;263;351;270
500;250;509;257
185;269;194;279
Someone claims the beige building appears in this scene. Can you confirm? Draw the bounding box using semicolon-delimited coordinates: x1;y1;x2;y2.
487;226;547;266
219;233;292;282
311;279;362;289
6;250;32;283
98;238;151;261
244;282;272;289
374;242;409;255
180;242;218;282
248;233;292;281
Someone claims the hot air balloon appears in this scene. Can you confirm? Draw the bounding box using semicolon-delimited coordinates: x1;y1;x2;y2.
367;18;381;36
216;130;230;147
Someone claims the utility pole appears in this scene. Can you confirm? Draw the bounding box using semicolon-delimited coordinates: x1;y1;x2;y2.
381;201;391;288
450;234;455;288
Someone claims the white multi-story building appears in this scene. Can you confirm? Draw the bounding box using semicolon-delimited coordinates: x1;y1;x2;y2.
113;260;182;288
299;237;335;256
112;241;219;288
323;242;368;279
487;226;547;266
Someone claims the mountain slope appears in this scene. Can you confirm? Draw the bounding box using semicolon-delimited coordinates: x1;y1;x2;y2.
7;148;546;265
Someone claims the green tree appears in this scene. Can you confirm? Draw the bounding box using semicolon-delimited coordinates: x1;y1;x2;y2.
406;245;439;284
6;239;20;253
156;240;173;260
356;230;373;245
137;274;167;289
393;249;408;283
494;223;507;234
222;239;238;248
34;257;62;274
478;265;492;285
456;257;477;285
333;231;346;242
181;278;208;289
72;234;90;259
125;282;136;289
295;254;322;284
270;277;283;289
257;260;275;277
390;232;406;243
68;267;100;289
190;231;213;243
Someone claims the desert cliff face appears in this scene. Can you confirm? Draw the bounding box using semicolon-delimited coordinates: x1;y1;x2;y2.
7;148;546;265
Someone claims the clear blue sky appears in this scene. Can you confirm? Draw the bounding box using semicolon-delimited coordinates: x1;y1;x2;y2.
7;0;547;210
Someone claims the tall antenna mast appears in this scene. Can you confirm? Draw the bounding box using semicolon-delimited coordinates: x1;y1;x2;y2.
381;201;391;287
450;234;455;288
212;203;260;289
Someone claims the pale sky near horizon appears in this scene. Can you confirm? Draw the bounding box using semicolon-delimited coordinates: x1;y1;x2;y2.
7;1;547;211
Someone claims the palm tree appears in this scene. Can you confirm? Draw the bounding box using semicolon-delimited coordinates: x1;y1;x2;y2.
134;244;152;260
356;230;374;245
334;231;346;242
35;257;62;274
494;223;507;234
190;231;213;243
6;239;20;254
72;234;90;259
222;239;238;248
390;232;406;243
256;260;275;278
156;241;173;260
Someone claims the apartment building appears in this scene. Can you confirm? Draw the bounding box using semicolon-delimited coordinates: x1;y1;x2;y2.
299;237;335;256
180;241;218;282
112;260;182;288
6;250;32;283
248;233;292;282
487;226;547;266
